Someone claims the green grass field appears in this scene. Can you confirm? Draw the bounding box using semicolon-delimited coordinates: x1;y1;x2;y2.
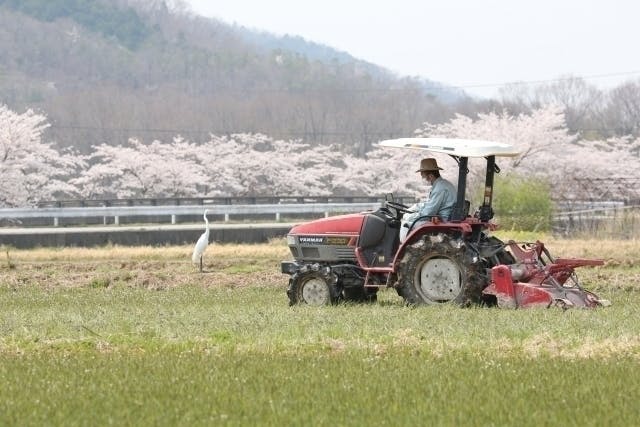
1;237;640;426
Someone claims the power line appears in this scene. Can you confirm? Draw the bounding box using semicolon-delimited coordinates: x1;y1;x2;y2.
442;70;640;90
4;70;640;95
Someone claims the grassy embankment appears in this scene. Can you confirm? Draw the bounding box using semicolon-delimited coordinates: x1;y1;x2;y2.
1;234;640;426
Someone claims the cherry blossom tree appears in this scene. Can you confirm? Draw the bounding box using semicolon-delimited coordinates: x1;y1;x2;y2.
192;134;344;196
3;102;639;208
72;137;207;198
409;105;639;202
186;134;437;198
536;134;640;202
63;105;640;204
414;105;574;170
0;104;82;207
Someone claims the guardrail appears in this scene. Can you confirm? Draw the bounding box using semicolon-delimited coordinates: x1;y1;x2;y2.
0;202;384;227
37;195;417;208
5;197;633;230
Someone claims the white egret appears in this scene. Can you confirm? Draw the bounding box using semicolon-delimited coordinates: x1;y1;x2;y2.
191;209;210;272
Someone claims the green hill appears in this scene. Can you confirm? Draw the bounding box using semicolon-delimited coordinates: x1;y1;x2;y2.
0;0;469;154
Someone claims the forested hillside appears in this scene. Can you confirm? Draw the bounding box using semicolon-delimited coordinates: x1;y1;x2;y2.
0;0;638;160
0;0;465;155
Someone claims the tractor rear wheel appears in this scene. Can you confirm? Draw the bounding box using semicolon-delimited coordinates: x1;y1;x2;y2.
397;234;485;306
287;271;340;306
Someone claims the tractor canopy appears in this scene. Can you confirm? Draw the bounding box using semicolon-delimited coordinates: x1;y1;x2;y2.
378;137;521;222
377;137;521;158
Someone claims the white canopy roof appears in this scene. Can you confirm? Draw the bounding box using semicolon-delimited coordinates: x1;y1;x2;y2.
377;137;520;158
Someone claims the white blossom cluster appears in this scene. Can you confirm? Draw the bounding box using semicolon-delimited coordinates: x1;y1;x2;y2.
1;103;638;207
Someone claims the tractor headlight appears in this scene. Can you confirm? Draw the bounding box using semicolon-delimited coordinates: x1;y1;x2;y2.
286;235;296;246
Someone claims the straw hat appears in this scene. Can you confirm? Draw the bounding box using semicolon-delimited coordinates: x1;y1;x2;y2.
415;158;443;172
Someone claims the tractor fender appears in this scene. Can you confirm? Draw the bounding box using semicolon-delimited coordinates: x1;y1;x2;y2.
390;222;473;270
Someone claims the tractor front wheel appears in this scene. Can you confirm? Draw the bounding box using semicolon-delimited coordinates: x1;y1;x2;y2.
287;271;340;306
397;234;485;306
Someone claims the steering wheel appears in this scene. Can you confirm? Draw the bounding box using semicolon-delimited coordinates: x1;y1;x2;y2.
385;200;413;215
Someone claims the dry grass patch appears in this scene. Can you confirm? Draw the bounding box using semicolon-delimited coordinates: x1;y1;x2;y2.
2;239;289;264
522;333;640;359
0;240;289;289
0;238;636;293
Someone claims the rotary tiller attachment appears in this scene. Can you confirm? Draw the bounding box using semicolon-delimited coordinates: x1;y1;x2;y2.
482;241;609;309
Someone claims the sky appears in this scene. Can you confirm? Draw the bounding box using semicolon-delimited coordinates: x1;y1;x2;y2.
184;0;640;98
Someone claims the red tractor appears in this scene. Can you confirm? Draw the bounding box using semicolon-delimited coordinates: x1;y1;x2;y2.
280;138;607;309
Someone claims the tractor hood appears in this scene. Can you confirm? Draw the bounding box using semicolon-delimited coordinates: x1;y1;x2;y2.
288;213;365;236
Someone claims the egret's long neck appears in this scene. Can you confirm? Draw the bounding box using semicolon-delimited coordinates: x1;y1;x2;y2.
204;214;209;229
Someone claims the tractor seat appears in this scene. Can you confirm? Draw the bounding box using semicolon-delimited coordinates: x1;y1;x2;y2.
447;199;471;222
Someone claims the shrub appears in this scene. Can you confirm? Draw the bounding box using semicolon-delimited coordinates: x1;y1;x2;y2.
491;174;553;232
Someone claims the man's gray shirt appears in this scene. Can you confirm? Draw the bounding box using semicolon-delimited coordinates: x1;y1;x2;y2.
418;177;457;220
399;177;457;241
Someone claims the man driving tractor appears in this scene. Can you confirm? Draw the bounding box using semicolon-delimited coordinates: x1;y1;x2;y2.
400;157;457;241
